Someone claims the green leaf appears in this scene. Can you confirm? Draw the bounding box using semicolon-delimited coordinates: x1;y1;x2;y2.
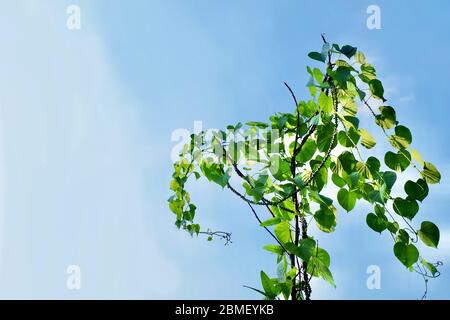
260;271;277;299
411;148;425;166
384;150;411;172
392;197;419;220
354;51;366;64
397;229;410;244
308;190;333;207
343;115;360;129
263;244;285;255
295;139;317;163
314;207;337;233
298;100;317;118
393;242;419;268
383;171;397;190
200;160;230;188
335;67;352;85
359;129;376;149
307;247;335;287
260;217;281;227
337;45;357;58
313;68;323;83
356;161;371;179
337;188;357;212
269;154;290;181
387;221;399;233
421;162;441;184
335;59;355;70
369;79;386;102
169;199;184;216
418;221;440;248
368;190;383;204
285;238;316;261
374;204;385;216
420;258;438;276
375;106;397;129
366;213;386;233
318;92;333;113
332;173;346;187
337;128;360;148
404;179;428;202
298;238;317;261
361;63;376;75
345;172;360;189
367;156;381;174
336;151;357;175
308;51;326;63
342;99;357;116
316;123;336;152
246;121;269;129
310;167;328;192
389;125;412;149
274;221;291;243
293;174;305;188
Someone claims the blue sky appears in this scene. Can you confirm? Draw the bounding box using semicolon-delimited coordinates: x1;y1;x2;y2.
0;0;449;299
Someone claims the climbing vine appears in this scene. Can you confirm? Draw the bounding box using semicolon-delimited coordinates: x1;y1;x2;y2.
168;37;442;300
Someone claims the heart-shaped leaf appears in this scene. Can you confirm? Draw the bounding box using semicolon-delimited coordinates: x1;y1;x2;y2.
366;213;386;233
392;197;419;220
418;221;440;248
394;242;419;268
337;188;356;212
404;179;429;202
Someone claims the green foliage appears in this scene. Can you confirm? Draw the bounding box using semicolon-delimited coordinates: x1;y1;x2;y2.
167;39;442;300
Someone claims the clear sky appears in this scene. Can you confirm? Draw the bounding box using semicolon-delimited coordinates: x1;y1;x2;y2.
0;0;449;299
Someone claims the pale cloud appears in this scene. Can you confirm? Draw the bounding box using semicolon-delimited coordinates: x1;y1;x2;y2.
0;1;178;298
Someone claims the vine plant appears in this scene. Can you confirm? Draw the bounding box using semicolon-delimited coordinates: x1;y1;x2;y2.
168;37;442;300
